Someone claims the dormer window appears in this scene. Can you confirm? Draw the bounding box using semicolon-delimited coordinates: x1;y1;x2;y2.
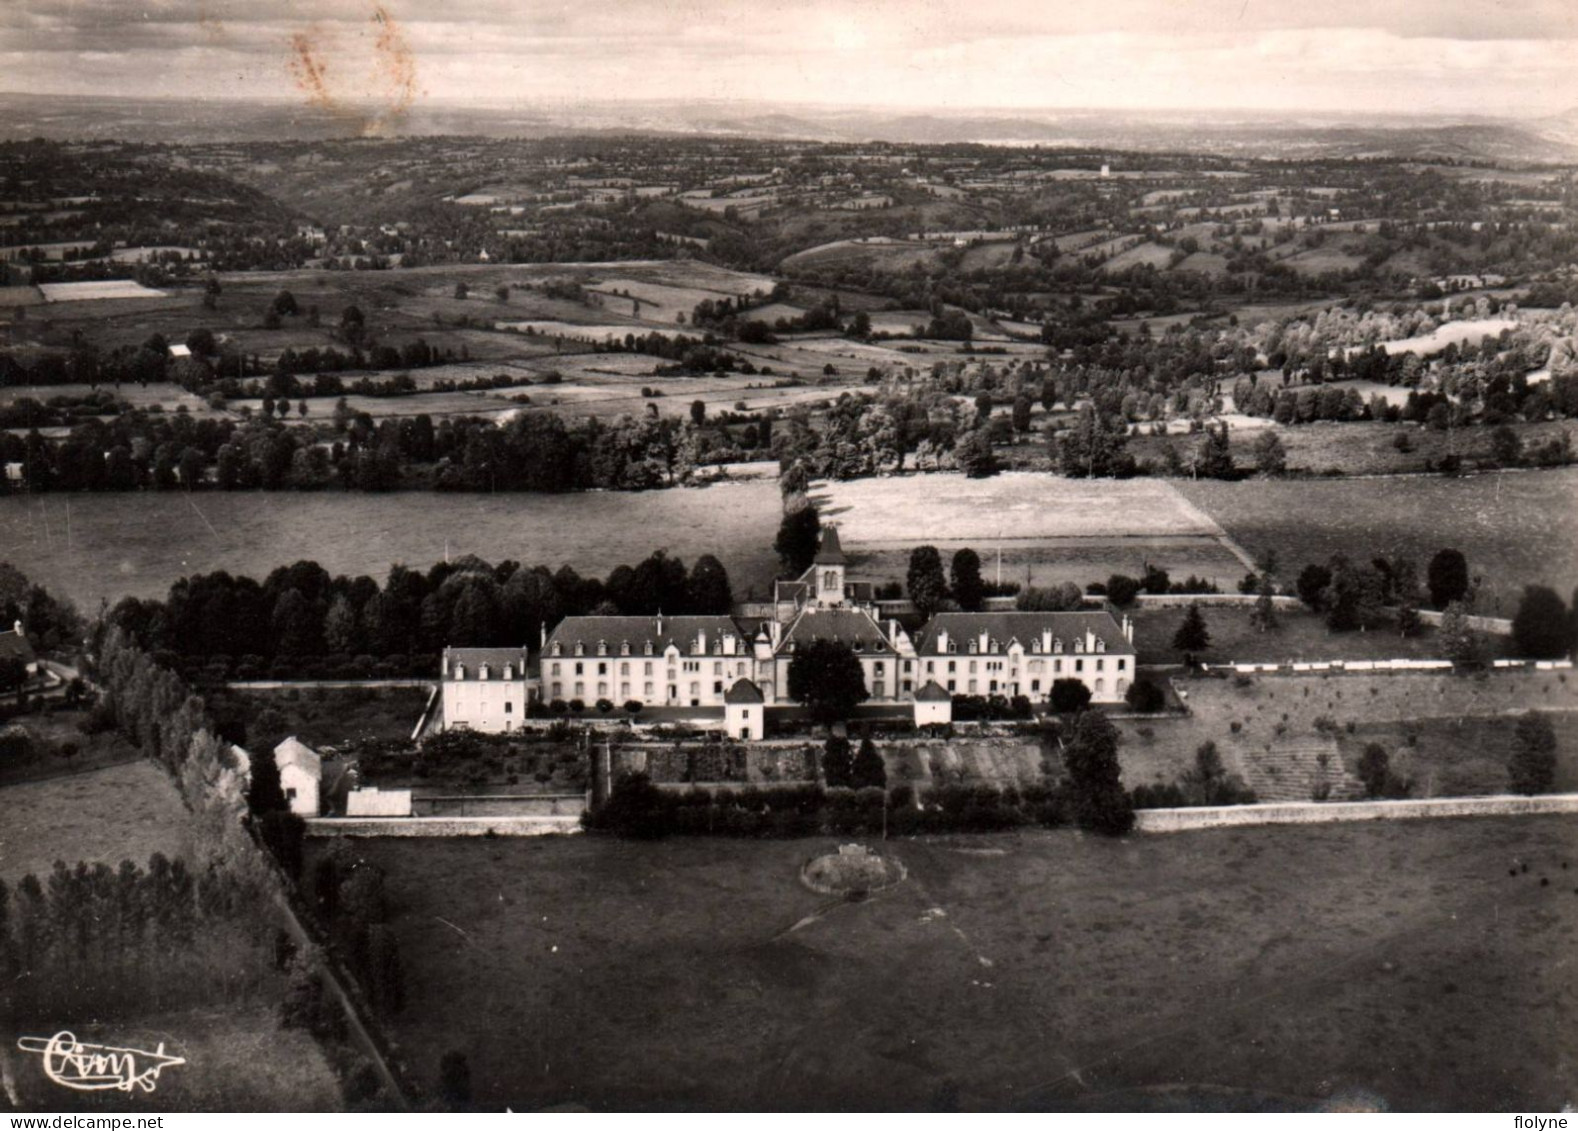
503;664;513;680
574;643;585;657
1075;640;1084;653
1054;639;1064;653
853;641;864;652
968;641;978;654
1096;639;1106;653
949;642;958;654
480;664;490;680
455;664;465;680
644;641;654;655
551;643;562;657
621;642;630;656
597;641;607;656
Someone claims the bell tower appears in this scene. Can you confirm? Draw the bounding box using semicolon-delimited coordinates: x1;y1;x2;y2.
812;525;847;607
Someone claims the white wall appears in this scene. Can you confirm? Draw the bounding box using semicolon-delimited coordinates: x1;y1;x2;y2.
346;787;413;817
443;677;531;732
279;762;320;817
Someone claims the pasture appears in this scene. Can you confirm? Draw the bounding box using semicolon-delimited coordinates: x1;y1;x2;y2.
0;478;785;610
0;760;200;884
1177;468;1578;615
345;815;1578;1110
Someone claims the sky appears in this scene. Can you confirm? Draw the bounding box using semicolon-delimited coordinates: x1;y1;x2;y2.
1;0;1575;119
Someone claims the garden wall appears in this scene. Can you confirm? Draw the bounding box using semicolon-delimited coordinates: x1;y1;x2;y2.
1135;792;1578;833
306;814;583;837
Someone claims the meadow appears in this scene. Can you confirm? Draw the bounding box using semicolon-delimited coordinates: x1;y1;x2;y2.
342;816;1578;1111
1177;468;1578;615
0;478;785;610
0;760;200;884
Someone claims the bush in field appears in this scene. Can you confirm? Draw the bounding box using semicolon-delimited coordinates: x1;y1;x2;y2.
1509;712;1558;795
1124;679;1166;713
1511;586;1573;659
623;700;643;715
1050;678;1093;714
1106;574;1141;606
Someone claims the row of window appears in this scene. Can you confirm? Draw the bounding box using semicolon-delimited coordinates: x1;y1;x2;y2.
924;656;1125;676
549;638;741;658
935;637;1110;656
550;660;751;679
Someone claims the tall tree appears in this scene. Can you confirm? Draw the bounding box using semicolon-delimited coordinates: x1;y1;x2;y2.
774;504;821;575
907;546;948;617
1427;548;1470;609
1511;586;1572;659
950;549;985;612
851;736;887;789
787;639;870;725
686;555;733;615
324;594;360;655
1508;712;1557;795
821;735;853;787
1172;604;1211;654
1062;709;1134;835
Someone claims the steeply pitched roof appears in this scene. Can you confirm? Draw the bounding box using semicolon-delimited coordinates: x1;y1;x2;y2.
813;525;846;565
724;678;764;704
915;679;952;702
912;610;1134;656
544;615;747;658
0;629;34;664
443;647;530;679
778;606;894;652
274;736;322;773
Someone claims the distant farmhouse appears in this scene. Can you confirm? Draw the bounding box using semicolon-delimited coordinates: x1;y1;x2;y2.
440;527;1137;736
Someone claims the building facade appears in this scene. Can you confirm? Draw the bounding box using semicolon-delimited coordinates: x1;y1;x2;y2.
441;646;534;732
910;610;1137;704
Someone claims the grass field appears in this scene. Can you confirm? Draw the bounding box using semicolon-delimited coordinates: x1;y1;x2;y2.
0;760;200;884
2;1006;343;1113
1177;469;1578;615
342;817;1578;1111
1128;604;1448;667
814;472;1227;545
1120;668;1578;795
0;479;784;610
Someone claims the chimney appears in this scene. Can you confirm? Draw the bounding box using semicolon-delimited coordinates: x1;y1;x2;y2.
696;626;707;654
936;628;949;654
1122;614;1134;643
540;623;547;652
656;611;664;637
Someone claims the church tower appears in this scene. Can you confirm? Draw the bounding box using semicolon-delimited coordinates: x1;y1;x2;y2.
812;525;846;607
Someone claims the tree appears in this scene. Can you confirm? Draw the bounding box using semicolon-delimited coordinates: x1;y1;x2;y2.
1250;572;1278;633
1050;678;1092;714
1124;679;1165;712
247;748;287;814
1489;425;1522;467
689;400;706;426
1106;574;1141;607
1191;422;1234;479
1439;600;1484;668
1393;557;1422;637
1358;743;1392;799
1296;563;1333;611
774;504;820;575
950;549;985;612
1508;712;1557;795
851;736;887;789
453;282;468;300
1179;741;1254;806
1011;395;1032;434
271;290;299;317
1511;586;1572;659
821;735;853;787
788;639;870;725
1172;604;1210;654
1252;430;1287;475
1062;709;1134;835
1427;549;1470;609
686;555;733;615
906;546;948;617
955;427;998;478
324;595;359;655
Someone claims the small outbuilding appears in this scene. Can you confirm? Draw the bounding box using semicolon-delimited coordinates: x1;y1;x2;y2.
724;678;765;741
913;680;952;727
274;736;322;817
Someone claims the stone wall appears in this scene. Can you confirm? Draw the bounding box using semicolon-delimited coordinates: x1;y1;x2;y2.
306;814;583;837
1135;793;1578;833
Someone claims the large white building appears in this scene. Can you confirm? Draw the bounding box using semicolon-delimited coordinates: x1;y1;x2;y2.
910;610;1136;703
439;526;1140;730
440;646;532;732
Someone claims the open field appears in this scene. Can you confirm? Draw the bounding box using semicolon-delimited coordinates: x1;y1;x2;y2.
39;280;169;302
1121;668;1578;796
343;816;1578;1110
2;1006;343;1113
850;538;1245;596
0;479;785;610
0;760;200;884
1177;468;1578;615
814;472;1227;545
1128;604;1449;667
1376;317;1517;357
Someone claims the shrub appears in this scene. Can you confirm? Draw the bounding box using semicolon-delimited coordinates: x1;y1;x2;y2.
1123;679;1166;713
1050;678;1093;714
